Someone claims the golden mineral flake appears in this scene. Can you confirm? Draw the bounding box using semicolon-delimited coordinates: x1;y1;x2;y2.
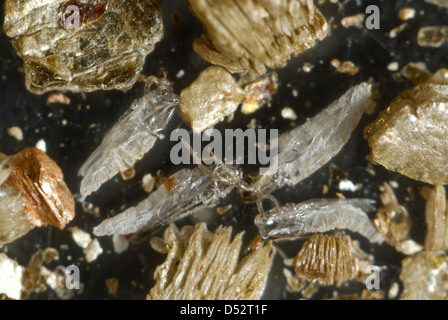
148;223;273;300
365;69;448;185
417;26;448;48
180;66;244;133
3;0;163;94
341;13;365;29
425;185;448;252
188;0;328;75
241;73;279;114
398;8;416;21
294;233;359;286
330;59;360;75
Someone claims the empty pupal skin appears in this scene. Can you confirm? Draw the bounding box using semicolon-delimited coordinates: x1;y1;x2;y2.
79;76;179;197
188;0;328;75
0;148;75;246
255;198;384;244
93;83;372;242
365;69;448;185
3;0;164;94
246;82;372;199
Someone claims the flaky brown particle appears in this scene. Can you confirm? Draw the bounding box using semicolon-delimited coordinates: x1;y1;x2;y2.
294;233;359;285
4;148;75;229
0;148;74;246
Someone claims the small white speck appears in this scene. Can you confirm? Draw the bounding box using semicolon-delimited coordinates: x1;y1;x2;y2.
339;179;358;192
176;70;185;78
281;107;297;120
387;62;399;71
36;139;47;153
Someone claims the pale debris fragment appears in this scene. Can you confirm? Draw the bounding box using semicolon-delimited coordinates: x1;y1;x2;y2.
7;126;23;141
281;107;297;120
0;155;33;246
35;139;46;153
147;223;273;300
41;265;77;300
22;248;59;297
295;233;359;285
330;59;360;75
400;251;448;300
46;93;70;105
417;26;448;48
0;253;24;300
142;173;155;193
255;198;383;243
341;13;365;29
93;166;236;241
112;234;129;254
180;66;244;133
374;182;421;255
240;73;279;114
189;0;328;75
365;70;448;185
83;238;103;263
79;76;179;197
387;62;399;72
69;227;92;249
425;185;448;252
398;8;415;21
425;0;448;8
389;23;407;39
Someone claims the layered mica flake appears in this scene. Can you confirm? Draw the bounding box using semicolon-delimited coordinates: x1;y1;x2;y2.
3;0;163;94
365;69;448;185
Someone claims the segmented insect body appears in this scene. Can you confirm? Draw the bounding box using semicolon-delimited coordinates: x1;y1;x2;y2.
255;199;384;243
247;83;372;198
79;76;179;197
93;164;237;241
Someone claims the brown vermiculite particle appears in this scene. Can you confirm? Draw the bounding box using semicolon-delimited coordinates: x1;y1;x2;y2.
148;223;273;300
5;148;75;229
294;234;359;285
188;0;327;75
365;69;448;185
3;0;163;94
0;148;75;246
180;66;244;133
